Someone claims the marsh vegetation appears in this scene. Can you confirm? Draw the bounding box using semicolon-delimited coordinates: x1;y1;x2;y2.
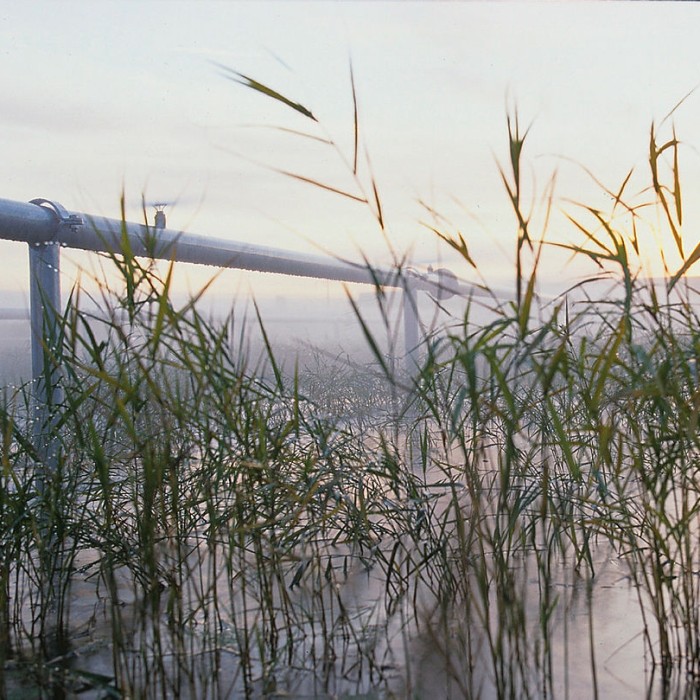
3;79;700;699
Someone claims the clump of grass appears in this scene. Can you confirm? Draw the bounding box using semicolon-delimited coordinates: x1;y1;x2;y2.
1;219;440;697
5;63;700;699
221;66;700;696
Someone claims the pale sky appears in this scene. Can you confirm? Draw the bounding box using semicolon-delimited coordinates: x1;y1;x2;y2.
2;1;700;302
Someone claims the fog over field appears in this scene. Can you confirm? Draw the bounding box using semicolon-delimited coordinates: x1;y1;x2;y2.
0;286;480;386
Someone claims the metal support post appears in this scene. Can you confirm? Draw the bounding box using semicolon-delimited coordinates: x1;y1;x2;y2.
29;240;62;474
403;282;427;473
403;283;420;378
29;238;66;657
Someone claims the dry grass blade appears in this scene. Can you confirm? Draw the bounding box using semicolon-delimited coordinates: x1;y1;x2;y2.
658;85;698;128
505;112;533;249
649;123;683;257
215;62;317;121
500;169;531;249
518;239;543;337
371;173;384;231
241;124;334;145
274;167;369;203
559;158;641;219
350;58;359;176
672;125;682;227
669;239;700;291
422;224;477;269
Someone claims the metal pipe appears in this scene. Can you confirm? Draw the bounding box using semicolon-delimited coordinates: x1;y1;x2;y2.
28;237;65;652
0;198;402;288
0;198;59;243
29;242;61;387
0;197;488;299
1;195;502;404
29;241;63;483
403;283;421;375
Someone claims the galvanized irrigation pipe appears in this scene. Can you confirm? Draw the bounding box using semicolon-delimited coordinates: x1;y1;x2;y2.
0;196;480;381
28;240;63;479
0;196;483;459
0;197;404;286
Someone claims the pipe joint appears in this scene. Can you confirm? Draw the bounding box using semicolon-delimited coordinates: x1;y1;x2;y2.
29;198;83;242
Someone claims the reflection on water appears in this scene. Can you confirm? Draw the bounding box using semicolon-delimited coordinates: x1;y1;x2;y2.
5;494;686;699
4;319;700;699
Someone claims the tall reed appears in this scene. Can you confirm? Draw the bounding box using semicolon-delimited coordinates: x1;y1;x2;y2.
4;66;700;698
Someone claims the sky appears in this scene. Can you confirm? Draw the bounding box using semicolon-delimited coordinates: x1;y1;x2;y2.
3;1;700;305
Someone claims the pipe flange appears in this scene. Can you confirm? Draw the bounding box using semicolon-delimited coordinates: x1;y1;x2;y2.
406;266;460;300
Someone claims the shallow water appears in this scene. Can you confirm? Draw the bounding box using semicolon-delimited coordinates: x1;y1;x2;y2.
3;343;699;698
5;523;690;699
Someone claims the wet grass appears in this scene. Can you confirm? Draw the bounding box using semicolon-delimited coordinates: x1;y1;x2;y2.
4;76;700;698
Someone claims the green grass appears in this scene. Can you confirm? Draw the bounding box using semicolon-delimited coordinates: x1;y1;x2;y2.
4;74;700;698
